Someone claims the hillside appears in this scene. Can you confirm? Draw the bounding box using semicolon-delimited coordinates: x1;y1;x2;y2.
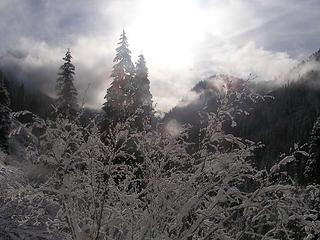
1;70;55;118
163;50;320;168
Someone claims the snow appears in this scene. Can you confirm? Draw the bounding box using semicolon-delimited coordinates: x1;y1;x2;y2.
279;156;295;166
1;82;319;240
270;164;280;174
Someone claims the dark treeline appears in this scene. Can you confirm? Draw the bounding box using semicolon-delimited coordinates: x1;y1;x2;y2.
234;77;320;169
0;71;11;153
1;71;54;118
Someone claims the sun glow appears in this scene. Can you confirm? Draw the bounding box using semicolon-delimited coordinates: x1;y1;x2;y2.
118;0;258;111
128;0;206;67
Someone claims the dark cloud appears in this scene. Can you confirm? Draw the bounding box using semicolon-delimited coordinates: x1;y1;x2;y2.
0;49;58;92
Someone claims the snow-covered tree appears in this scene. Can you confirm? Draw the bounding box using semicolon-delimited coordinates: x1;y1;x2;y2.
55;49;78;118
0;162;62;239
305;116;320;184
0;72;11;152
131;54;154;130
18;115;143;239
125;86;313;240
99;32;149;190
100;30;135;141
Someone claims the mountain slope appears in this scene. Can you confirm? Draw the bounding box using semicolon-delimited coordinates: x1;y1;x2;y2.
164;50;320;168
1;70;55;118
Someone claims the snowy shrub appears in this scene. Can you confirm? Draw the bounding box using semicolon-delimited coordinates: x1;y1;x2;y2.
1;84;320;240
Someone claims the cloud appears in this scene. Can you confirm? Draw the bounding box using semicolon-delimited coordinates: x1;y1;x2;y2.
193;38;298;82
159;38;298;112
0;39;62;91
231;0;320;57
0;0;319;112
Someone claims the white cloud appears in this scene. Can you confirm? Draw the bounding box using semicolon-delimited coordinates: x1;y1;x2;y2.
193;39;297;82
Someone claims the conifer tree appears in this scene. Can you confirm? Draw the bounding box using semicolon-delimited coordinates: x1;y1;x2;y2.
100;32;151;191
131;54;153;130
100;30;135;139
0;71;11;153
55;49;78;118
304;116;320;184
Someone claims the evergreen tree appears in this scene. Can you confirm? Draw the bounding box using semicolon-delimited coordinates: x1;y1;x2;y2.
100;30;135;139
0;71;11;153
100;32;151;192
304;116;320;184
55;49;78;118
131;54;154;130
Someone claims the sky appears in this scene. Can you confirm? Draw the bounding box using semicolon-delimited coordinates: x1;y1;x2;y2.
0;0;319;112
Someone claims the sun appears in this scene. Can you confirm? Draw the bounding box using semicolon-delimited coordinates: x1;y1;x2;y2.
122;0;237;111
128;0;206;68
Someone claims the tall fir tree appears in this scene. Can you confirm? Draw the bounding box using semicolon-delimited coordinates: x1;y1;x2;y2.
100;31;149;191
100;30;135;139
304;116;320;184
55;49;78;118
0;71;11;153
131;54;153;130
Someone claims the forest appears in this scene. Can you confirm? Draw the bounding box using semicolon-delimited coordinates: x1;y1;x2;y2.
1;29;320;240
